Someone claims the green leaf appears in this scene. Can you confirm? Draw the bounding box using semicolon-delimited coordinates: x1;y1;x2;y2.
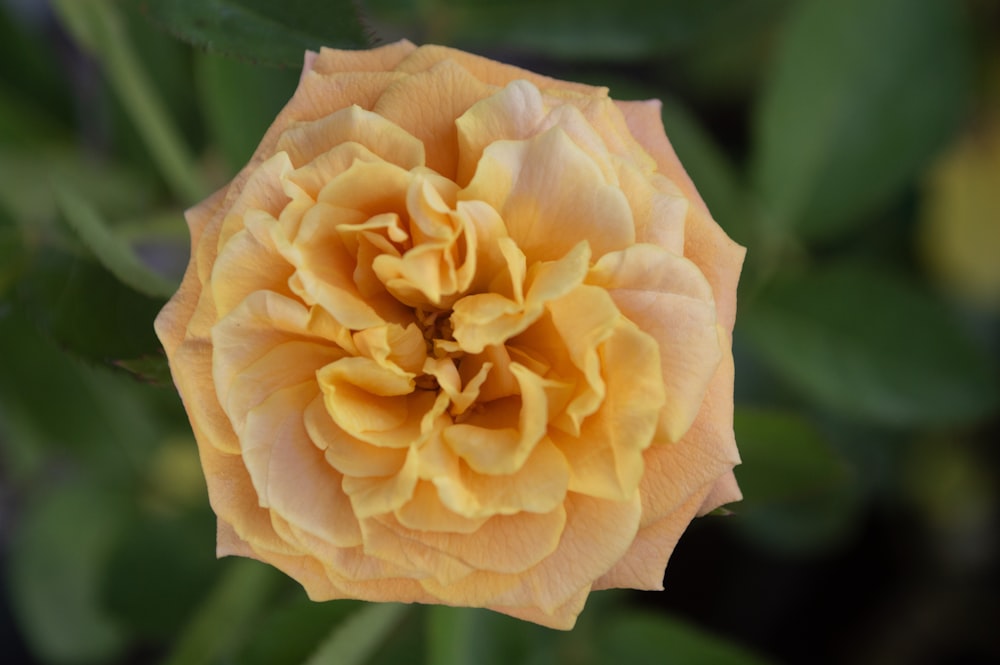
742;262;1000;426
302;603;409;665
235;598;361;665
751;0;971;241
426;606;554;665
134;0;371;67
52;0;207;203
195;52;300;173
103;507;218;642
734;409;847;504
6;480;127;665
160;559;285;665
0;200;23;296
0;307;166;478
113;354;174;385
55;186;178;298
593;610;775;665
732;408;860;554
366;0;725;61
659;97;753;247
0;147;154;225
15;248;165;364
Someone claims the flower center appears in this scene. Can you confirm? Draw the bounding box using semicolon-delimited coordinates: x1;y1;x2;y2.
414;306;457;391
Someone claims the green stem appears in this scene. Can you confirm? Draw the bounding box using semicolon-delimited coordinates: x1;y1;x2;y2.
160;559;282;665
52;0;207;203
302;603;410;665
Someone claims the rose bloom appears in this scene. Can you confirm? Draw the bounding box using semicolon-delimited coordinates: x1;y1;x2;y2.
156;40;744;629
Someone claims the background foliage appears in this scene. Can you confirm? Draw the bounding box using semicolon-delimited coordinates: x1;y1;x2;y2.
2;0;999;663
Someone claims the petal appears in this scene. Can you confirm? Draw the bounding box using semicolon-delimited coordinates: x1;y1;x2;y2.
616;99;745;331
304;396;408;478
173;339;241;455
638;335;740;528
421;492;640;616
592;480;714;591
377;507;566;576
240;382;363;549
211;227;294;320
460;127;635;264
443;363;551;475
395;44;603;95
551;318;664;501
275;105;426;171
373;60;494;179
310;40;418;75
589;244;722;442
430;436;571;519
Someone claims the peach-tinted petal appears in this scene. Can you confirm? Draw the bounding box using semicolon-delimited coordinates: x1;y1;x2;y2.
395;44;603;95
240;382;363;549
275;105;426;172
460;127;635;263
310;40;418;75
589;245;721;442
592;480;714;591
616;99;746;331
373;60;495;179
638;335;740;528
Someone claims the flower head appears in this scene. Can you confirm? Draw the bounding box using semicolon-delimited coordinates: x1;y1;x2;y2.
156;40;745;629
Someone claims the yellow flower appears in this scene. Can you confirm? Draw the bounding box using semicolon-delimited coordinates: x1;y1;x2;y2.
155;41;745;630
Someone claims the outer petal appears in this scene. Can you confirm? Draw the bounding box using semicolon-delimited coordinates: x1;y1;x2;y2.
616;99;746;331
637;331;741;528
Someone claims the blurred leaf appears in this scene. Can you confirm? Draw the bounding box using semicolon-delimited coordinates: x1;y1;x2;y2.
236;598;361;665
673;0;793;99
742;262;1000;426
15;248;165;364
6;480;127;665
52;0;207;202
0;200;22;296
0;147;154;225
302;602;409;665
660;97;753;246
751;0;971;241
104;507;218;642
113;354;174;385
0;79;72;149
195;52;299;172
55;186;178;298
133;0;370;67
732;408;860;554
426;606;555;665
592;610;775;665
161;559;284;665
0;307;164;478
735;409;847;504
0;7;74;124
367;0;726;61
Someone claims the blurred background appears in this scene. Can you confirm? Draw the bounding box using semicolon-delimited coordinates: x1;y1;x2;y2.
1;0;998;663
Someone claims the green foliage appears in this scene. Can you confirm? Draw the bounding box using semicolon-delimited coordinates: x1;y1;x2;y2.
55;186;178;299
750;0;971;241
195;52;300;172
743;262;1000;427
7;481;127;664
133;0;371;66
592;611;774;665
732;409;861;554
160;560;285;665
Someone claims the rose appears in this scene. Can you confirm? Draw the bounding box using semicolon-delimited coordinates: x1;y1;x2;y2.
155;40;744;630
